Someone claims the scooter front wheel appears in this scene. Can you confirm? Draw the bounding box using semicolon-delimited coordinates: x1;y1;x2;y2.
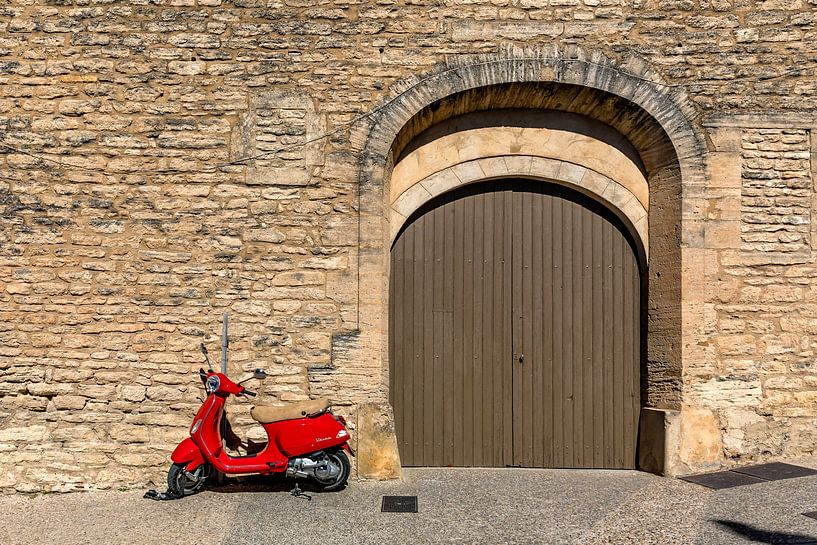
314;449;350;492
167;462;210;497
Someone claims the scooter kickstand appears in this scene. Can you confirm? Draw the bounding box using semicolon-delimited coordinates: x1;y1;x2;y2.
290;481;312;501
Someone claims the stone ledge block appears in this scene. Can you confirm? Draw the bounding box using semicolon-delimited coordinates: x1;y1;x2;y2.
356;401;401;480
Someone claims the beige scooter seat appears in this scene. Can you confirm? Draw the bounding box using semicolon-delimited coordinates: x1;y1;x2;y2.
250;399;330;424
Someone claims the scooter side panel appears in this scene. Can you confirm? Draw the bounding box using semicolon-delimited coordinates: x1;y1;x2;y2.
272;413;349;456
171;437;205;471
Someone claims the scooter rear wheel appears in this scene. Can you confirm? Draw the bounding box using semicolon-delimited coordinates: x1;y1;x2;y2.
167;462;210;497
314;449;350;492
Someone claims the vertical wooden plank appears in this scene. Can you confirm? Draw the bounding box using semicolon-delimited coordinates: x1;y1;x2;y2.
511;188;523;466
432;207;445;466
472;193;485;467
412;216;425;465
613;232;624;467
443;204;455;466
551;196;564;468
542;194;554;468
562;197;574;466
582;208;594;466
462;195;475;466
502;188;514;466
530;189;545;467
494;188;510;467
623;244;636;468
522;189;535;466
591;214;604;467
481;190;495;466
402;225;415;464
572;201;584;467
452;198;465;467
421;212;434;466
602;221;614;467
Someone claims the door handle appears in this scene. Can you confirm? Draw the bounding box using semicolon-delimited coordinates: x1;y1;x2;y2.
517;354;524;363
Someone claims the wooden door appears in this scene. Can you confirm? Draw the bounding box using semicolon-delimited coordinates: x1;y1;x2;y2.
389;180;640;469
510;186;640;469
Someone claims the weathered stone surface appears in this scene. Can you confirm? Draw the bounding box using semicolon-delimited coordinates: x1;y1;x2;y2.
53;396;87;411
678;408;722;473
356;402;401;480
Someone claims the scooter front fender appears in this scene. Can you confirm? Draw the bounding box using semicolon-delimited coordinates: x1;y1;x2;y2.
171;437;205;471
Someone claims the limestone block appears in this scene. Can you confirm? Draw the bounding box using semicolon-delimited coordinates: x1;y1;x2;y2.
53;395;87;410
704;220;740;249
232;300;272;315
707;127;741;153
0;426;49;443
706;152;741;188
557;161;586;184
503;155;534;175
638;407;680;476
417;168;461;199
6;283;30;295
301;256;348;270
677;407;722;473
580;168;612;201
392;183;432;218
451;21;564;41
390;208;407;242
356;402;401;480
245;229;286;243
450;160;487;185
27;383;75;397
272;272;325;286
477;156;511;180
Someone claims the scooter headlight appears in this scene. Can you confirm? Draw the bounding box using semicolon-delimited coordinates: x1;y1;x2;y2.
205;375;220;394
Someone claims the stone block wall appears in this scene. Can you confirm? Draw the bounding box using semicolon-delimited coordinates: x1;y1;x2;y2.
1;0;817;490
695;118;817;469
741;129;811;255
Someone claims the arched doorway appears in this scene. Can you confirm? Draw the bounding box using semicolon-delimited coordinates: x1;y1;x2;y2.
348;49;710;478
390;180;643;468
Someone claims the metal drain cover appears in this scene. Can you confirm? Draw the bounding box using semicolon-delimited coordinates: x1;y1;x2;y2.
732;462;817;481
680;471;766;489
382;495;418;513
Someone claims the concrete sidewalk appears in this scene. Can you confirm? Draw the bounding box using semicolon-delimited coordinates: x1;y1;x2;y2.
3;466;817;545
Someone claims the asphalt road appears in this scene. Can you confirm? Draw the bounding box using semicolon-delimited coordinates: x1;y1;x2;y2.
3;466;817;544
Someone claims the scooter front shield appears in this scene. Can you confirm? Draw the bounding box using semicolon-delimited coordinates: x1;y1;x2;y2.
171;437;206;471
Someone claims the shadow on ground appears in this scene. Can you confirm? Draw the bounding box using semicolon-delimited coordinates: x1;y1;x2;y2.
712;519;817;545
207;474;344;497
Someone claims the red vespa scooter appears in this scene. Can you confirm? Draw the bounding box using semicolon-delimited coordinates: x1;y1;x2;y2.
166;344;352;497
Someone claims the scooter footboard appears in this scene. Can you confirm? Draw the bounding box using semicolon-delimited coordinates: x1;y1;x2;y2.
171;438;205;471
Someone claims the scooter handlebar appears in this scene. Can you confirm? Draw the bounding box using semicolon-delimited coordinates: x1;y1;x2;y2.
241;390;256;397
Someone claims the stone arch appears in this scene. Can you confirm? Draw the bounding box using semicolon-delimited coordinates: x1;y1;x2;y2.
386;119;651;260
349;47;708;477
389;156;649;261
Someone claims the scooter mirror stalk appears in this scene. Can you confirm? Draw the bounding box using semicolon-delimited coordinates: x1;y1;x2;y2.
221;313;228;375
200;343;213;372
